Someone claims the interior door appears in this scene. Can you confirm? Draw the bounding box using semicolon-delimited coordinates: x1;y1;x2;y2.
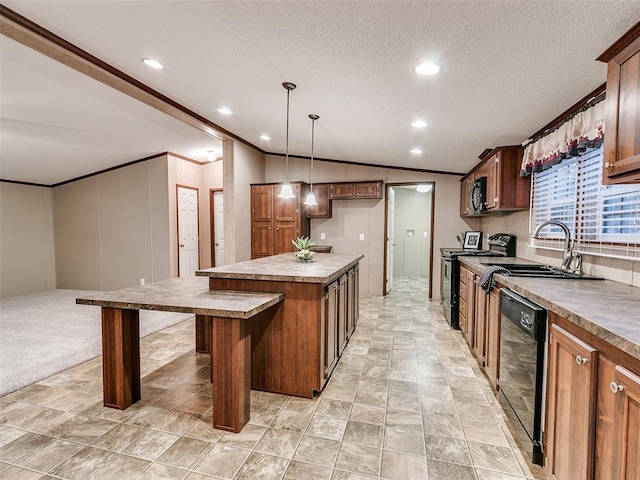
386;186;395;292
213;191;224;266
178;186;199;277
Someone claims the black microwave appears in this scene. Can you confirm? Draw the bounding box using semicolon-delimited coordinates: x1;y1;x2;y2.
470;176;487;214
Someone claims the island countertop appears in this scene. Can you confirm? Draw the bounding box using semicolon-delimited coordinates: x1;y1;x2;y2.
197;253;364;284
459;256;640;362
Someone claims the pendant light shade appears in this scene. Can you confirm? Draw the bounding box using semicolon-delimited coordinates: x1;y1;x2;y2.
304;114;319;206
278;82;297;199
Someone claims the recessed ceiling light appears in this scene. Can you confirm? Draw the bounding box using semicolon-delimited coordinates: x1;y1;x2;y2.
141;58;164;70
414;62;442;76
217;107;232;115
206;149;220;161
416;184;432;193
411;120;429;128
260;134;271;141
410;148;424;154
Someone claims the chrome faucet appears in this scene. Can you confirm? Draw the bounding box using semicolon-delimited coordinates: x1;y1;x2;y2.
532;220;576;271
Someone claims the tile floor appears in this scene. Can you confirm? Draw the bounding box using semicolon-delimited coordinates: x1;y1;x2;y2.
0;277;545;479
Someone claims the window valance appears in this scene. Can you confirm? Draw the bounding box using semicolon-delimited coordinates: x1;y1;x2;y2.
520;92;606;176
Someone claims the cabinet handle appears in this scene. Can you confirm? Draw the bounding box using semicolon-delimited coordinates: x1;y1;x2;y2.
610;381;625;394
604;162;612;169
575;355;589;365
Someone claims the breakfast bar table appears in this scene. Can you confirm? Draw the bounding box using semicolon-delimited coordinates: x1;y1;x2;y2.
78;252;362;433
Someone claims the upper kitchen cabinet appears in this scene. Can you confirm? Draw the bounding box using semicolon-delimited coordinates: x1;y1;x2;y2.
460;146;529;217
305;184;331;218
250;183;310;259
597;22;640;184
330;181;382;200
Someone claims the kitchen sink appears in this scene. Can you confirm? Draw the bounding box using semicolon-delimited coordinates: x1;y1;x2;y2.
482;262;605;280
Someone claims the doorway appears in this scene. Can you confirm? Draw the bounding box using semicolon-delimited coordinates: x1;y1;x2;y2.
177;185;199;277
210;189;225;267
383;183;435;297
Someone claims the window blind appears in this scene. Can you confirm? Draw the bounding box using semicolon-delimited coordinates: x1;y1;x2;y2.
530;146;640;260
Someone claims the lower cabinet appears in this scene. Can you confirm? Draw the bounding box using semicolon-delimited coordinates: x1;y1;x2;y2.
321;267;359;382
545;322;598;480
484;287;501;389
543;315;640;480
459;266;475;347
595;355;640;479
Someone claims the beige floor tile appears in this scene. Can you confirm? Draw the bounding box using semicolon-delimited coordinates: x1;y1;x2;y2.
468;441;524;476
380;450;428;479
136;462;189;480
122;429;179;461
193;444;250;479
0;465;44;479
216;424;266;450
383;425;426;456
283;460;333;480
254;427;302;458
334;442;381;477
293;435;340;467
48;446;115;479
270;409;312;432
89;454;150;479
156;435;212;469
342;420;383;448
233;451;289;480
306;414;347;441
16;438;83;472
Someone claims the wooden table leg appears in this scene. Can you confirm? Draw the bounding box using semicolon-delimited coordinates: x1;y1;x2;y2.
101;307;140;409
195;314;211;353
211;316;250;433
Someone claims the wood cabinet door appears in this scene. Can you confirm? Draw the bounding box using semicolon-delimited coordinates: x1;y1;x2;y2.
274;223;297;254
252;185;273;222
324;282;339;379
347;268;356;337
473;285;487;367
337;274;348;354
274;184;299;223
596;358;640;480
545;324;598;480
306;184;331;218
330;183;355;199
459;174;474;216
251;224;273;258
485;153;500;210
484;287;500;389
602;35;640;184
354;181;382;199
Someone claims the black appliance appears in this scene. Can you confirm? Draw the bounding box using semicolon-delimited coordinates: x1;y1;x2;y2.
470;176;487;214
441;233;516;329
499;288;547;466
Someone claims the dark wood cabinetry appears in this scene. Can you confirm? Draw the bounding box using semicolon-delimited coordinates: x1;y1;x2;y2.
251;183;310;259
330;181;382;200
484;287;501;389
321;266;359;382
460;146;530;217
305;184;331;218
597;22;640;184
545;322;598;480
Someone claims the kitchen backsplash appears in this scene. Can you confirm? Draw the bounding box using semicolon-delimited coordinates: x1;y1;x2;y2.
477;210;639;287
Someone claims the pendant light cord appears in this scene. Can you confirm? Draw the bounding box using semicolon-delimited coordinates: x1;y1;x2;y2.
310;117;315;192
285;87;290;183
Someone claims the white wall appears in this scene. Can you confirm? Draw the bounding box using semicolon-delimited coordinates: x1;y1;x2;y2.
479;211;640;287
54;157;171;290
0;183;56;297
224;140;265;264
265;155;474;297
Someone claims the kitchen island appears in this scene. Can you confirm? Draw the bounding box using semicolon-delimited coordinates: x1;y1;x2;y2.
197;252;363;399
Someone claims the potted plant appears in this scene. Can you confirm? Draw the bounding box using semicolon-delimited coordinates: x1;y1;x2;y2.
292;236;316;262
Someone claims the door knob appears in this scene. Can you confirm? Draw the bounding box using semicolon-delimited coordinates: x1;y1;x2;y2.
179;244;185;247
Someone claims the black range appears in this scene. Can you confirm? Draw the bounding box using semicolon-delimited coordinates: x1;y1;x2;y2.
441;233;517;329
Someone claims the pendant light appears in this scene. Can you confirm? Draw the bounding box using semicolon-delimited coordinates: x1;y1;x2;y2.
304;114;319;206
278;82;297;199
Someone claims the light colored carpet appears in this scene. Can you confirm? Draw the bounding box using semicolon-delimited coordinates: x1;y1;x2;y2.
0;289;193;396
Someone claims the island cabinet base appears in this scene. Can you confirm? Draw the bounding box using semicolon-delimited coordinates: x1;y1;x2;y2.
209;278;324;398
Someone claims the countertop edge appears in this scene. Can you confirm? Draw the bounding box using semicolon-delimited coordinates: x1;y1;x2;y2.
458;256;640;363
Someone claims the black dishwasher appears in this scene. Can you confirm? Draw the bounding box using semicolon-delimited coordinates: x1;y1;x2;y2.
499;288;547;466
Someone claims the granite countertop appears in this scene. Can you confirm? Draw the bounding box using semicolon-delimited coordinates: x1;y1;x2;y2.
197;253;364;284
76;277;284;319
459;256;640;362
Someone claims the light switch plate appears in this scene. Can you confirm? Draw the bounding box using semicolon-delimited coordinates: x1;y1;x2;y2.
359;233;365;240
320;232;326;240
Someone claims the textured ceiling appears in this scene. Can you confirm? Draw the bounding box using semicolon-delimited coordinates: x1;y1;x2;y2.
1;1;639;185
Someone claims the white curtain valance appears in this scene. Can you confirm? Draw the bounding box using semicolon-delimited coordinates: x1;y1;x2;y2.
520;95;606;176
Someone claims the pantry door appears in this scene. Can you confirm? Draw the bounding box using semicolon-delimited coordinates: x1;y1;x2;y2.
177;186;199;277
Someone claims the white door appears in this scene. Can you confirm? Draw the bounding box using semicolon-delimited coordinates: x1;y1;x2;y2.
386;187;395;293
178;186;199;277
213;191;225;266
